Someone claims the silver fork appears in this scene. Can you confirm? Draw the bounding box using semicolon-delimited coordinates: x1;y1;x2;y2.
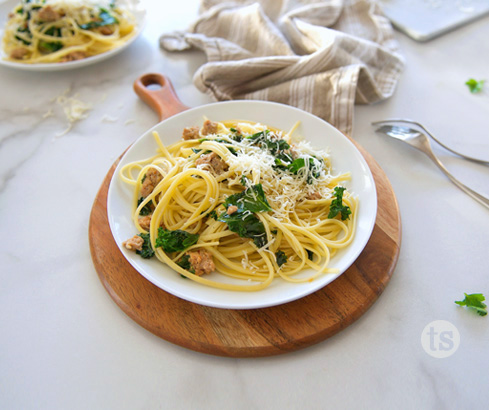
372;118;489;165
373;123;489;210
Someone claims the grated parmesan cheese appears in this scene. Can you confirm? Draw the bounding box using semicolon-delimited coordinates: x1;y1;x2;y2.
217;129;336;221
55;88;92;137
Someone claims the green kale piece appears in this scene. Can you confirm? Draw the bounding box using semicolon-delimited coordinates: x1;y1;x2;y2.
275;250;287;267
155;228;199;253
79;8;118;30
328;186;351;220
137;197;152;216
135;233;154;259
218;184;272;248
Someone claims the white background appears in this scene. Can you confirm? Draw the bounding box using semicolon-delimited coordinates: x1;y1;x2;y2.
1;0;488;408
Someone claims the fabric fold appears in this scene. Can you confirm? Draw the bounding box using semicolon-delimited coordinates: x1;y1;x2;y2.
160;0;404;136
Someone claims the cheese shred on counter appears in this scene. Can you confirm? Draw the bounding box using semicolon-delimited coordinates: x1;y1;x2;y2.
119;119;358;292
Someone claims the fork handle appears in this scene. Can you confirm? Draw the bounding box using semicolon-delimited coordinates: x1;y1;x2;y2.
424;150;489;209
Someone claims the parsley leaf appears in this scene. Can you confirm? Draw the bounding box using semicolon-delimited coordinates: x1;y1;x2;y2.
465;78;485;93
155;228;199;253
136;233;154;259
455;293;487;316
328;186;351;220
275;250;287;267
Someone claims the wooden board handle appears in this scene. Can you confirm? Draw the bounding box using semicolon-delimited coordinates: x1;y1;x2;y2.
133;73;189;122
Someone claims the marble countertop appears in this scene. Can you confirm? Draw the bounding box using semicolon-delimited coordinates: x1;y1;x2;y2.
1;0;488;408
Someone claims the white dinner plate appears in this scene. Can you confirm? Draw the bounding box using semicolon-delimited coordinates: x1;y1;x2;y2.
107;101;378;309
0;0;146;71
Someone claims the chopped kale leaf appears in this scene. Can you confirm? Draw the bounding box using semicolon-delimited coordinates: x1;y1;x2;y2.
155;228;199;253
136;233;154;259
328;186;351;220
275;250;287;267
137;197;152;216
218;184;271;248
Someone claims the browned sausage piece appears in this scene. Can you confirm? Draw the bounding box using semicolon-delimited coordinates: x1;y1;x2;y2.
60;51;86;62
201;120;218;135
38;6;60;22
182;126;200;140
138;216;152;231
187;249;215;276
140;168;163;197
195;152;228;175
122;235;144;252
10;48;29;60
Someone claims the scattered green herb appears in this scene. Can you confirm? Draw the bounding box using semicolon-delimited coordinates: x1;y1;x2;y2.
328;186;351;220
155;228;199;253
465;78;485;93
455;293;487;316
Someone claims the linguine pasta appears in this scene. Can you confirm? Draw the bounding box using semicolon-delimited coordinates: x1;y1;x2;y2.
120;119;357;291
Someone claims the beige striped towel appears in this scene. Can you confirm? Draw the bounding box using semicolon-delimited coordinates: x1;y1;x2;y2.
160;0;404;136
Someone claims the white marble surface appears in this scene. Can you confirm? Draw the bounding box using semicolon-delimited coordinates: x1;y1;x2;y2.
1;0;488;409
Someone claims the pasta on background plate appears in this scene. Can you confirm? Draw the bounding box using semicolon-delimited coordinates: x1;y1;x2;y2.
2;0;136;63
120;119;358;292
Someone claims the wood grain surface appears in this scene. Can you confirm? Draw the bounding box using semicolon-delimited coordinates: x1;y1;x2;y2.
88;74;402;357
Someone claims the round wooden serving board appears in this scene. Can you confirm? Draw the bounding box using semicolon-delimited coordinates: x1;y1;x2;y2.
89;74;402;358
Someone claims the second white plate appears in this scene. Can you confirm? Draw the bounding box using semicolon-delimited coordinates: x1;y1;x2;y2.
0;0;146;71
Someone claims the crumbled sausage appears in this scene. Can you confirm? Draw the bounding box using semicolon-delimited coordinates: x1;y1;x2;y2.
38;6;60;22
10;48;29;60
60;51;86;62
187;249;215;276
138;216;151;231
98;26;114;35
182;126;200;140
122;235;144;251
140;168;163;197
195;152;228;175
201;120;218;135
227;205;238;215
307;192;321;200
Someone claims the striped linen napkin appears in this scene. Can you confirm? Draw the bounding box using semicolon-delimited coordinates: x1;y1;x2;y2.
160;0;404;136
